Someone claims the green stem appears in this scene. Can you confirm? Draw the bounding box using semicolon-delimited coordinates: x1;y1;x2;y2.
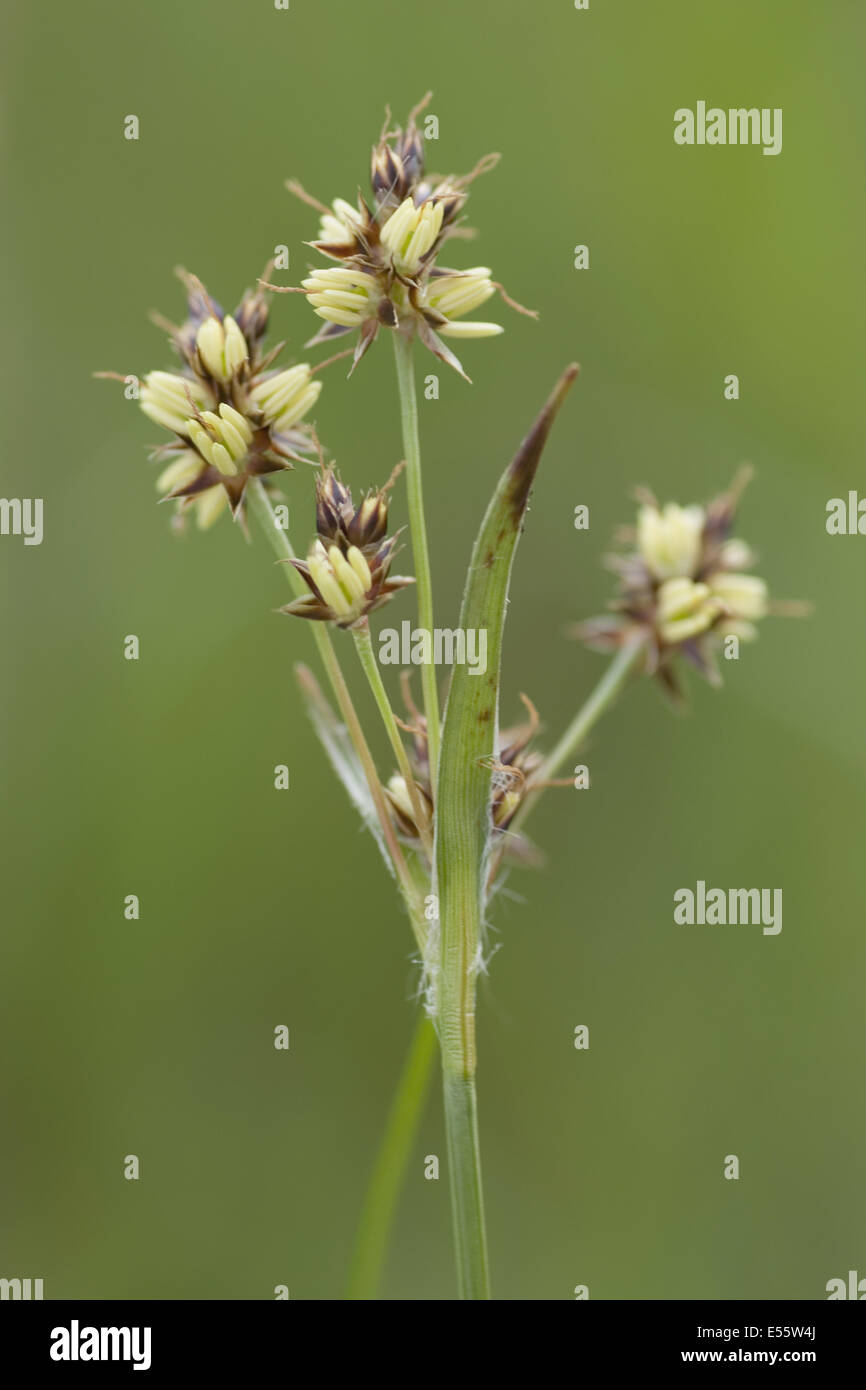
352;619;432;858
442;1069;489;1299
533;638;645;788
490;639;644;892
250;483;436;1293
246;480;426;937
431;367;579;1299
392;332;441;782
346;1011;437;1299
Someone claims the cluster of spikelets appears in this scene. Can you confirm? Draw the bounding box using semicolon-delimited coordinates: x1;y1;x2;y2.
576;469;797;702
124;269;323;532
272;92;533;379
282;467;414;627
101;98;801;868
108;96;522;544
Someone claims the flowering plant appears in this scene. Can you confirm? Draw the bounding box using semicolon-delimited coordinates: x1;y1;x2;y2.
100;98;803;1300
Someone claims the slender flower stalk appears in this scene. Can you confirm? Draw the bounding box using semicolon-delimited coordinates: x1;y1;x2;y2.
246;480;427;941
353;618;433;857
534;638;646;789
485;640;645;891
393;331;441;781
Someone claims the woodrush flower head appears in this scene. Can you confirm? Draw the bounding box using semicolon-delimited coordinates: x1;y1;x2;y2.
277;98;532;378
280;469;413;627
576;469;803;701
121;270;322;531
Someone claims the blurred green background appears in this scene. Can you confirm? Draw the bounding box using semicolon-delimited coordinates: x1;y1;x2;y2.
2;0;864;1300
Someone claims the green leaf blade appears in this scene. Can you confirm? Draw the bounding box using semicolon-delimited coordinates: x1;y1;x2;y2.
434;363;580;1071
